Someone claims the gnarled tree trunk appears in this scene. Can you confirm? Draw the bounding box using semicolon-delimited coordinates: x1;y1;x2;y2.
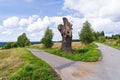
58;17;73;53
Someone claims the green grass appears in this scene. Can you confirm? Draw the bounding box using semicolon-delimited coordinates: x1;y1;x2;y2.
105;44;120;50
104;39;120;50
0;48;61;80
28;42;101;62
44;43;101;62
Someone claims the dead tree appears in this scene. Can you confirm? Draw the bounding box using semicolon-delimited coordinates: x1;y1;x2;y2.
58;17;74;53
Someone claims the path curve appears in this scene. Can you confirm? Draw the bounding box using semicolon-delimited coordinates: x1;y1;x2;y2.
28;43;120;80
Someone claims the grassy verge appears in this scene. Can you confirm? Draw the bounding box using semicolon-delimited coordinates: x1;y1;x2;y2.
29;43;101;62
104;39;120;50
0;48;60;80
44;43;100;62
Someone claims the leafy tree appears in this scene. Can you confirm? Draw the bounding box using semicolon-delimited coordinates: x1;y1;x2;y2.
112;34;120;39
2;42;13;49
79;21;94;45
2;42;17;49
93;31;105;41
11;42;18;48
41;27;54;48
101;31;105;36
17;33;30;47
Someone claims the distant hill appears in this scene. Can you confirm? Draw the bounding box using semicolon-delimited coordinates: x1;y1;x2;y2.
0;42;41;47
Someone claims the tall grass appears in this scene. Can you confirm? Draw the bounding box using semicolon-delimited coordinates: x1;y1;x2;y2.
104;39;120;50
0;48;60;80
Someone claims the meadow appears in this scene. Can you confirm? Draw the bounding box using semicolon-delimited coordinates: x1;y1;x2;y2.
0;48;60;80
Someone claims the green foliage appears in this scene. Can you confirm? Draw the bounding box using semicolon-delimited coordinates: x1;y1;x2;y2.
8;48;61;80
98;36;106;42
17;33;30;47
44;43;101;62
2;42;17;49
112;34;120;39
93;31;105;41
41;27;54;48
2;33;30;49
79;21;94;45
116;39;120;46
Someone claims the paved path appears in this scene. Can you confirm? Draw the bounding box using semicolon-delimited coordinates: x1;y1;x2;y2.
28;43;120;80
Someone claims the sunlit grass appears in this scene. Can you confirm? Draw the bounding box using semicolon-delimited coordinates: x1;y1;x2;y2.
28;42;85;49
0;48;60;80
29;42;101;62
104;39;120;50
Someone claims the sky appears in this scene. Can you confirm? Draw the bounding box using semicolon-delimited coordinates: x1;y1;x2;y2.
0;0;120;42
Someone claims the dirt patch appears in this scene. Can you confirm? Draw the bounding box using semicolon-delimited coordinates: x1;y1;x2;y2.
72;62;96;78
72;70;94;78
80;62;97;67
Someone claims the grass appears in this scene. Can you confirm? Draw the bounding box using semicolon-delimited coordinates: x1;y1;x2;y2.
45;43;100;62
0;48;61;80
28;42;85;49
104;39;120;50
29;42;101;62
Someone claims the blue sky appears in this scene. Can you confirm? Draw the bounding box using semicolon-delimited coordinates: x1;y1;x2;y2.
0;0;64;18
0;0;120;41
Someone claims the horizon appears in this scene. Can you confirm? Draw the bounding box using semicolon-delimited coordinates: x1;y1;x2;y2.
0;0;120;42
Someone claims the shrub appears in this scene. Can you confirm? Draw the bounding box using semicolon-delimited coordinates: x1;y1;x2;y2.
17;33;30;47
99;36;106;42
116;39;120;46
79;21;94;45
41;27;54;48
2;42;17;49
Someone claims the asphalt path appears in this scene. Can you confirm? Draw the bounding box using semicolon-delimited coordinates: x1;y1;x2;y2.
28;43;120;80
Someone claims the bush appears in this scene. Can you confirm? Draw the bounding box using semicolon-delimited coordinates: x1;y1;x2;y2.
2;42;17;49
116;39;120;46
17;33;30;47
79;21;94;45
99;36;106;42
41;27;54;48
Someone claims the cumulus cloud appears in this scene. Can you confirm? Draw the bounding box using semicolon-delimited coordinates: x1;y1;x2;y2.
19;15;39;26
3;16;19;28
27;16;50;32
63;0;120;20
63;0;120;36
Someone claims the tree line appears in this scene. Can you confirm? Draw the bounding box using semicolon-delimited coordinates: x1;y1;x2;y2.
2;20;120;49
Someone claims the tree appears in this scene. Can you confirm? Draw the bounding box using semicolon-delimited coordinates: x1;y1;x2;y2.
58;17;73;53
79;21;94;45
101;31;105;36
17;33;30;47
2;42;13;49
41;27;54;48
93;31;105;41
2;42;17;49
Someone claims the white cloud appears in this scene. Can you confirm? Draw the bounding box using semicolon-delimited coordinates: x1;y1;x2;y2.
3;16;19;28
27;16;50;32
2;29;12;35
19;15;39;26
63;0;120;36
0;25;3;31
63;0;120;20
